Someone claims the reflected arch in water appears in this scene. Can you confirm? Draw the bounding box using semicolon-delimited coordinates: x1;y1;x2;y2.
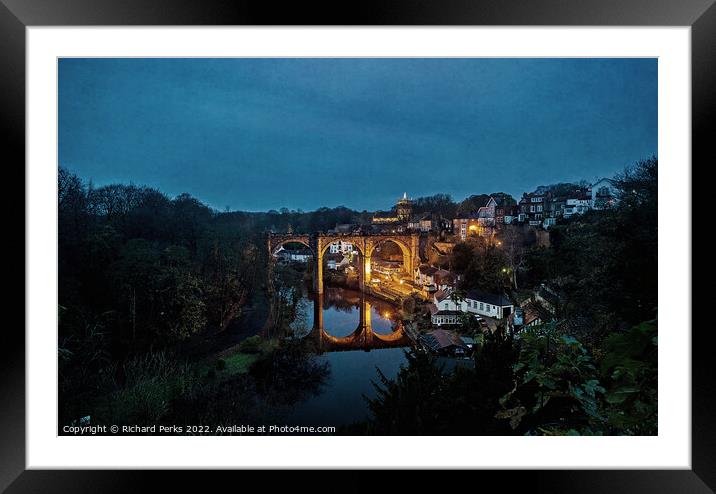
308;291;412;353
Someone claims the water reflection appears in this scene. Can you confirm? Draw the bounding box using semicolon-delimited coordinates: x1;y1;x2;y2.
283;287;412;426
303;288;412;353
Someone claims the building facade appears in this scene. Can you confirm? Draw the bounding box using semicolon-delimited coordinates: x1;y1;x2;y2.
591;178;619;209
433;288;514;320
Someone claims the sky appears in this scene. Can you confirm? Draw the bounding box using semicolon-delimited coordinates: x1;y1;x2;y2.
59;58;657;212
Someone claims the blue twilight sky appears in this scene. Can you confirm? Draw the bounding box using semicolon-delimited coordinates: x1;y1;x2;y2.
59;58;657;212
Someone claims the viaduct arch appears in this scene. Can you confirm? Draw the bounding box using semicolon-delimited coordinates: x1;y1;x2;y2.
268;232;420;295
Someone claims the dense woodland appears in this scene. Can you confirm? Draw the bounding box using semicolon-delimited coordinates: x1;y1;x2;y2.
58;157;657;435
58;168;363;425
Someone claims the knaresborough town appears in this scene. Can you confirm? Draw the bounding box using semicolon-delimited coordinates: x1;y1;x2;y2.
58;58;657;436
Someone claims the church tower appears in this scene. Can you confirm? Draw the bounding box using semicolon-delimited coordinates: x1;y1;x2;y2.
396;192;413;222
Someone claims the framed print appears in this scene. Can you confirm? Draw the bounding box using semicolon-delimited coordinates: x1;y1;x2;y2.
2;0;711;490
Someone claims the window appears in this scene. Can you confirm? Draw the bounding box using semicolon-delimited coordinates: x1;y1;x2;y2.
479;303;484;310
537;205;543;212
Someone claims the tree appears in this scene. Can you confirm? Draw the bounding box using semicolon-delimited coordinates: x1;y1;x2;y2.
450;242;476;273
500;225;532;289
497;323;606;435
366;350;450;435
460;243;511;293
600;320;657;435
456;194;492;217
412;194;457;218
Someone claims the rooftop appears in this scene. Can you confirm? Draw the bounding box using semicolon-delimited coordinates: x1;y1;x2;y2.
421;329;468;351
465;289;512;307
418;265;438;275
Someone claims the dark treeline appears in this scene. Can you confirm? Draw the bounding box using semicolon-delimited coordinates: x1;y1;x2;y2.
59;168;382;350
58;167;356;426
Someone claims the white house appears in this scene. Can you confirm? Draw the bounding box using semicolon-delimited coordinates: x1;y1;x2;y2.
288;250;311;262
275;246;312;263
431;310;463;326
464;290;513;320
434;288;513;320
329;240;354;254
434;288;468;312
563;197;593;218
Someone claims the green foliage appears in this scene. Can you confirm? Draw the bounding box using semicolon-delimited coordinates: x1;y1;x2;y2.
366;350;449;435
451;240;511;293
456;194;492;217
367;337;517;435
249;339;329;406
238;335;264;354
462;246;511;292
219;352;259;375
103;351;197;426
412;193;457;218
600;320;657;435
499;323;606;435
450;242;476;273
522;157;658;344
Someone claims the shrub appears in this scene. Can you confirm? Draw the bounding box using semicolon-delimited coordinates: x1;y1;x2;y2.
239;335;263;354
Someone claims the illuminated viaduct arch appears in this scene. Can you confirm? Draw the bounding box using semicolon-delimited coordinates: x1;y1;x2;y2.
268;234;312;257
268;232;420;295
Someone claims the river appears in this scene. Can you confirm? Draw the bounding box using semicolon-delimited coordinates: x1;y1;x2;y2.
281;287;411;428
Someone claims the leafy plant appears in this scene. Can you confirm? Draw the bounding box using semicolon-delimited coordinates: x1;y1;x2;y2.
600;320;657;435
498;323;605;434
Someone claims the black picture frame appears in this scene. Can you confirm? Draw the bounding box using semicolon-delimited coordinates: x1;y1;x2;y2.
1;0;710;491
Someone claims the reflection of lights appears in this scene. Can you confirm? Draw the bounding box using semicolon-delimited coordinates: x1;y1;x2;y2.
399;279;404;284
